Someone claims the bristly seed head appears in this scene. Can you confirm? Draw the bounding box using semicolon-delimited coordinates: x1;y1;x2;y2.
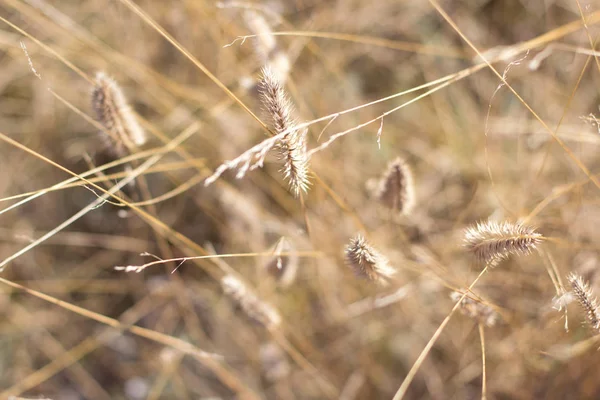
221;275;281;328
345;234;396;285
258;66;310;197
464;220;543;267
92;72;146;155
567;272;600;332
375;157;415;215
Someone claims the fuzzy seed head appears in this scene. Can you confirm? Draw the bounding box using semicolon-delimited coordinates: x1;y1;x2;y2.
464;220;542;267
259;66;294;135
345;235;395;284
279;127;310;197
450;292;499;327
92;72;146;155
567;273;600;331
259;67;310;197
221;275;281;328
375;157;415;215
243;10;290;84
243;10;277;58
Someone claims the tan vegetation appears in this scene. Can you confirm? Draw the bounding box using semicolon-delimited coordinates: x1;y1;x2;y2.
1;1;600;399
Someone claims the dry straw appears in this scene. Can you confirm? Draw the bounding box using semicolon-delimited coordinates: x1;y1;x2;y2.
374;157;415;215
264;237;298;287
92;72;147;155
567;273;600;332
345;234;396;284
221;275;281;328
258;66;310;197
450;292;499;327
464;220;543;267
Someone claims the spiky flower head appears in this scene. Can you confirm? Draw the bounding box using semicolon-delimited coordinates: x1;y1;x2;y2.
345;234;396;284
92;72;146;155
375;157;415;215
464;220;543;267
221;275;281;328
567;273;600;331
258;67;310;197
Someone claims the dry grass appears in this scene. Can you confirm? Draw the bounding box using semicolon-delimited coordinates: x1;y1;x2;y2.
1;1;600;399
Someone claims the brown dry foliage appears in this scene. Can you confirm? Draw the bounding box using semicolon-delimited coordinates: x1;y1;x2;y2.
1;1;600;399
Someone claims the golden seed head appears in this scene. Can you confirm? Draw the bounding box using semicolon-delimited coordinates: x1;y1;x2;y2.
374;157;415;215
567;273;600;331
464;220;542;267
221;275;281;328
345;234;396;284
92;72;146;155
258;67;310;197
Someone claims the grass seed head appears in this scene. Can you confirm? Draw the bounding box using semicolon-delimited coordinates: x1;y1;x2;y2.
92;72;146;155
464;220;543;267
374;157;415;215
345;234;396;284
258;67;310;197
567;272;600;332
221;275;281;328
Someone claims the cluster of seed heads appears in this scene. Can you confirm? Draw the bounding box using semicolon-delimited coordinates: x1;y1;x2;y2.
90;44;595;397
92;72;146;155
464;220;543;267
221;275;281;328
345;234;396;285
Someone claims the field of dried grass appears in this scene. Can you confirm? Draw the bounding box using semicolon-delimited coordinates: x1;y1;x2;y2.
1;1;600;399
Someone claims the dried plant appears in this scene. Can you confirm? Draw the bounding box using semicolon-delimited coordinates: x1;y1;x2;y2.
203;67;310;193
464;220;543;267
259;66;310;197
203;132;282;186
221;275;281;328
567;273;600;332
92;72;146;155
264;237;298;287
450;292;499;327
345;234;396;284
374;157;415;215
8;2;600;398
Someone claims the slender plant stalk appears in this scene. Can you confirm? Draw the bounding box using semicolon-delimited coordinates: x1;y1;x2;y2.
479;323;487;400
392;266;489;400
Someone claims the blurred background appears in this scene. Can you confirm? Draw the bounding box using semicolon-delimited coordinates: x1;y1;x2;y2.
1;0;600;399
